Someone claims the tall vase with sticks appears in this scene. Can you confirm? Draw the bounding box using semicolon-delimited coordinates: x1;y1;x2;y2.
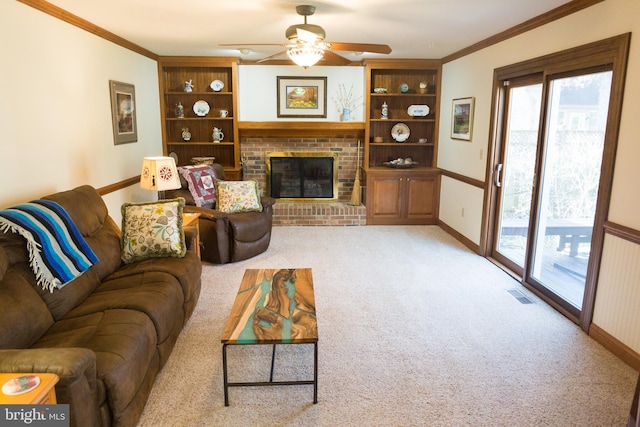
349;140;361;206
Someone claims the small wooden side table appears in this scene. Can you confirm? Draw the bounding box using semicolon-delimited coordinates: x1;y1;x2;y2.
0;373;59;404
183;212;201;259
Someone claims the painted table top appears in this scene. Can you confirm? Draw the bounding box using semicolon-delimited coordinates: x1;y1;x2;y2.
221;268;318;345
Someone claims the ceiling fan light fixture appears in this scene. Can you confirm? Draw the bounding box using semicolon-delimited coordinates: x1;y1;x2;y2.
287;44;324;68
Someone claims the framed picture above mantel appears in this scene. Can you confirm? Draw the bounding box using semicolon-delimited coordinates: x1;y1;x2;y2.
277;76;327;118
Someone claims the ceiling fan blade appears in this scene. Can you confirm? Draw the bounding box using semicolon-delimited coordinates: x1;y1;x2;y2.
319;49;352;66
256;50;289;63
328;42;392;54
219;43;285;47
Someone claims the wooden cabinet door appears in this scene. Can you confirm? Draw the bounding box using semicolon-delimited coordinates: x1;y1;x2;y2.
366;170;440;225
405;175;436;220
368;175;402;220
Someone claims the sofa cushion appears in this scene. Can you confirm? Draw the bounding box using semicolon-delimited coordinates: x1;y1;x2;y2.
64;271;185;365
215;179;262;213
105;251;202;324
43;186;109;237
178;165;218;207
0;246;7;280
120;198;186;264
0;263;54;349
32;309;157;419
44;186;124;282
32;268;102;321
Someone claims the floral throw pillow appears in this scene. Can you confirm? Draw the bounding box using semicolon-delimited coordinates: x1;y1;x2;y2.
120;198;186;264
177;165;217;207
215;180;263;214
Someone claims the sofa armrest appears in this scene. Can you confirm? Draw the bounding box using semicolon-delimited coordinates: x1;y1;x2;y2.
183;225;198;252
0;348;101;427
261;196;276;210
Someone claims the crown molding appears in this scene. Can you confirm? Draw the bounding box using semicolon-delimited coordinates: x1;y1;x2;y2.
18;0;158;60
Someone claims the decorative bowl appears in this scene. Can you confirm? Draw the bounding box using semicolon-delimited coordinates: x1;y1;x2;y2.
384;158;418;169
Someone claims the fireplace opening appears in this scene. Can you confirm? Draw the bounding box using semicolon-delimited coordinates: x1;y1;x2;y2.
266;152;338;202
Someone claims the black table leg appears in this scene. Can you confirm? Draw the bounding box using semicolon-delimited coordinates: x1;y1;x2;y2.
270;344;277;382
222;344;229;406
223;342;318;406
313;341;318;404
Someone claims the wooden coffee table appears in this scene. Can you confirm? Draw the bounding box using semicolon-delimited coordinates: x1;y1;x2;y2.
221;268;318;406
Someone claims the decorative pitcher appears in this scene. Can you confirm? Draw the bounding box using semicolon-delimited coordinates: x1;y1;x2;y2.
212;127;224;143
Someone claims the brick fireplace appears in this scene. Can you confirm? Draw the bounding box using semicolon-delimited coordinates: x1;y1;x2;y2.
266;152;338;201
240;135;366;226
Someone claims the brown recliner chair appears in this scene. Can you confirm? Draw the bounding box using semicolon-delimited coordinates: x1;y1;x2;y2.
166;163;275;264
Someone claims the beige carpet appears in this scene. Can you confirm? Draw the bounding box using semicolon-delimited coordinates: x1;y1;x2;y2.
137;226;636;426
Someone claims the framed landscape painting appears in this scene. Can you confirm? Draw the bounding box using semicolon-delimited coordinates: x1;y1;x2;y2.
277;76;327;118
109;80;138;145
451;97;475;141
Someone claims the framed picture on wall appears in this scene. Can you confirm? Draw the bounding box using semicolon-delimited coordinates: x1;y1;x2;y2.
451;97;475;141
109;80;138;145
277;76;327;118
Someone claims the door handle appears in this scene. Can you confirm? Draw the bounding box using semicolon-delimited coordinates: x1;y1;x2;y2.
494;164;503;187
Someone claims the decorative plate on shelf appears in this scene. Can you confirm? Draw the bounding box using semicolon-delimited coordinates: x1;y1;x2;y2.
193;100;210;116
407;105;430;117
391;123;410;142
210;80;224;92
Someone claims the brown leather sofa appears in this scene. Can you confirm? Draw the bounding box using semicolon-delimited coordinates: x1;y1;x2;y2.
166;163;275;264
0;185;202;427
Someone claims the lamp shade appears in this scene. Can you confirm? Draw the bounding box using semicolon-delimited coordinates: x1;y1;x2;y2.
140;156;181;191
287;44;324;68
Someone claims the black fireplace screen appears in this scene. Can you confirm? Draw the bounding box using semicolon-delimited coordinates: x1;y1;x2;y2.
269;157;335;199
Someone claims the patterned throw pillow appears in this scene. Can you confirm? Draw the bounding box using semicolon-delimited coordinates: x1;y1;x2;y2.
120;198;186;264
177;165;217;207
215;180;263;214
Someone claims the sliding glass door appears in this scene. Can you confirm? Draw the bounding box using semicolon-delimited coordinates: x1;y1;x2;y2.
529;71;612;310
490;69;613;318
487;35;629;328
493;78;542;275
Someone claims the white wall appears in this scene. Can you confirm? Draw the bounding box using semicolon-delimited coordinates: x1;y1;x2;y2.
0;2;163;224
238;65;365;122
440;176;484;244
437;0;640;352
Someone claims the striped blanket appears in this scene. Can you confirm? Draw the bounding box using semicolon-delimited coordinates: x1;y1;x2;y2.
0;199;98;292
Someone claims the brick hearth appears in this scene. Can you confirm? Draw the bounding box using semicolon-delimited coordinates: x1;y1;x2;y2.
241;136;366;226
271;202;366;226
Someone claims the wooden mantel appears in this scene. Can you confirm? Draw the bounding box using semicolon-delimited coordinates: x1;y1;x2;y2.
238;121;365;138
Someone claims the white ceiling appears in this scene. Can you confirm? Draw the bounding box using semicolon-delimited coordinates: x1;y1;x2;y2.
44;0;573;61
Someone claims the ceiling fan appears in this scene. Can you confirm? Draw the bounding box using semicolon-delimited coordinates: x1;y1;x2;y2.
220;5;392;67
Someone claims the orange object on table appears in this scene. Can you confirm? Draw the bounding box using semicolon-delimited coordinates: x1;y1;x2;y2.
0;373;59;404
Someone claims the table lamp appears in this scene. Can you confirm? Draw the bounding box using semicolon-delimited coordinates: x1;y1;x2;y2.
140;156;181;199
